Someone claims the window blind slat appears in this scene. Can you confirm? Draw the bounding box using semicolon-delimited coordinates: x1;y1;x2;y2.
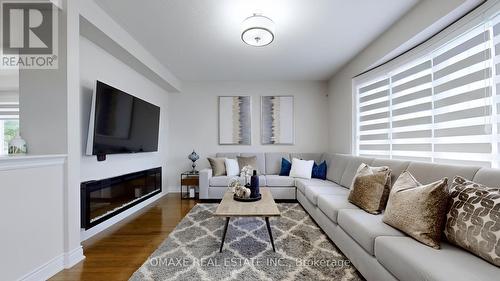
0;103;19;121
360;122;390;131
356;17;496;167
434;50;490;80
392;60;432;82
359;78;390;94
359;89;389;103
392;75;432;94
434;68;491;94
434;87;491;108
392;88;432;105
360;100;389;113
392;102;432;116
435;143;491;153
433;31;489;66
392;116;432;128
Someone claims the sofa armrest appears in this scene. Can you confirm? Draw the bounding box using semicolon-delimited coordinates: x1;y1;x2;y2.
199;168;212;199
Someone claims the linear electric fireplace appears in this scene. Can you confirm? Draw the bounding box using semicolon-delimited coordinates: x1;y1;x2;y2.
81;167;162;229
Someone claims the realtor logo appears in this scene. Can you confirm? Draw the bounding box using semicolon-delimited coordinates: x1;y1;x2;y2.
1;1;58;69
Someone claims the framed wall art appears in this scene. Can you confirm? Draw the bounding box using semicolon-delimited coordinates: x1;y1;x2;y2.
261;96;294;145
218;96;251;145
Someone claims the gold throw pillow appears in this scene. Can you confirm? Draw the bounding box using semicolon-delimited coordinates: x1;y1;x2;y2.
348;163;391;214
445;176;500;266
237;156;259;175
383;171;449;249
207;157;226;176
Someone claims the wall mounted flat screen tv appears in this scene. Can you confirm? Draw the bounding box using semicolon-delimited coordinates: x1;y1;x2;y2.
86;81;160;156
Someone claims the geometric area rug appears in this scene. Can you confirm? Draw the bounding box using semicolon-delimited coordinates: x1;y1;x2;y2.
130;203;363;281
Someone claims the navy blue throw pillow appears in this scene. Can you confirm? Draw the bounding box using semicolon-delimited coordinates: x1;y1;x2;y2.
312;161;327;180
279;158;292;176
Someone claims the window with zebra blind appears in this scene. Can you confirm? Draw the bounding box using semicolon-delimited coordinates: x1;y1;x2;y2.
0;103;19;155
0;69;19;155
354;4;500;168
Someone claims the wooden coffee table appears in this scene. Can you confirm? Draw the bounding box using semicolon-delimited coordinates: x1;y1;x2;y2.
215;187;281;252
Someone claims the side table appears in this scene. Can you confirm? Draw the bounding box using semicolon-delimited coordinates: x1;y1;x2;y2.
180;171;199;199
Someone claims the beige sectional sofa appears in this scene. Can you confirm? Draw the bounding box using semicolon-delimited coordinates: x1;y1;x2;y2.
199;152;500;281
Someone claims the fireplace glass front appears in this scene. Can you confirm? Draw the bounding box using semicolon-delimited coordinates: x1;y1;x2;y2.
81;167;161;229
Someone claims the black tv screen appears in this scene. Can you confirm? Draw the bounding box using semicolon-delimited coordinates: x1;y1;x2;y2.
86;81;160;155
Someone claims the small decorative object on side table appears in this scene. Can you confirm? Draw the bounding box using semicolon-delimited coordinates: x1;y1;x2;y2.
180;171;199;199
188;150;200;173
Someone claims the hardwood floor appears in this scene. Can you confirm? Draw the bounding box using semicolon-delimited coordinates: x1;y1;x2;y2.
50;193;200;281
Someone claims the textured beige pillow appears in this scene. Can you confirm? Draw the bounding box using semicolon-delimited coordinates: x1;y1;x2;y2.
383;171;449;249
207;157;226;176
237;156;259;174
348;163;391;215
445;176;500;266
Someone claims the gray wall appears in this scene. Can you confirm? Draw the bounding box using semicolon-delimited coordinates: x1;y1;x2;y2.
167;81;329;188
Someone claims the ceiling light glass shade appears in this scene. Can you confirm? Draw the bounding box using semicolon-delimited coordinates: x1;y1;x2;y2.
241;14;275;47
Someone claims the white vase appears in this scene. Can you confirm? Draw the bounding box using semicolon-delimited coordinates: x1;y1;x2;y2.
8;134;27;155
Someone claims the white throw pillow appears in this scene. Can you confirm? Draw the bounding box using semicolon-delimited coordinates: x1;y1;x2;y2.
225;158;240;177
289;158;314;179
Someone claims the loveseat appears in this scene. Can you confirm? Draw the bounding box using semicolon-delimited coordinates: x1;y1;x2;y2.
199;152;500;281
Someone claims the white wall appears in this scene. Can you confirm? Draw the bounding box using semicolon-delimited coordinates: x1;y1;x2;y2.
167;81;329;188
327;0;472;153
0;162;65;281
79;35;169;210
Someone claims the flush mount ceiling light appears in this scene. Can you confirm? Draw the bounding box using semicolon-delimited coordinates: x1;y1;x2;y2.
241;14;275;47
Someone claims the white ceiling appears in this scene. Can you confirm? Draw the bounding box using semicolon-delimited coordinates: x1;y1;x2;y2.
95;0;419;81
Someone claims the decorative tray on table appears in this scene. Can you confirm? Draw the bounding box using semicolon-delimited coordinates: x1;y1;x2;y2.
233;194;262;202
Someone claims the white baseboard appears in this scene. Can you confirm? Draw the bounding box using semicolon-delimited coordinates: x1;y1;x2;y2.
166;186;180;193
81;192;167;241
19;254;64;281
18;246;85;281
64;246;85;268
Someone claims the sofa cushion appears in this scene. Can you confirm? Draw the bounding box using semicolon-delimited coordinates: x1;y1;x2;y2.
290;153;323;163
405;161;480;186
296;178;336;194
265;152;290;175
305;185;349;206
258;175;267;187
319;153;330;165
240;153;266;174
210;175;266;187
371;158;410;187
326;154;352;184
337;209;404;256
265;175;295;187
216;152;239;159
375;236;500;281
340;156;375;187
317;194;359;223
472;167;500;188
210;176;243;187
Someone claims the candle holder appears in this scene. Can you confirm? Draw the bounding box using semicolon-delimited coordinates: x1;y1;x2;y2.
188;150;200;174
